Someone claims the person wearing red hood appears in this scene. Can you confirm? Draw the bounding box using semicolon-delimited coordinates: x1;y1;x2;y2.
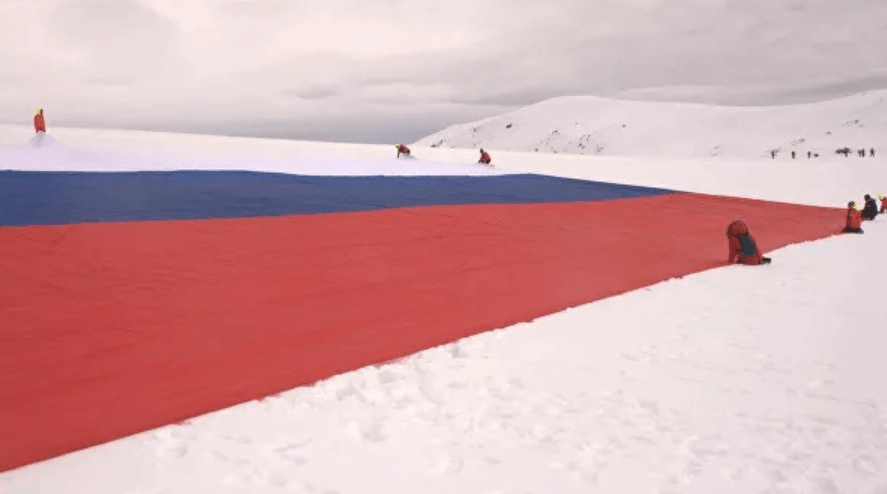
478;148;491;165
395;144;410;158
843;201;864;233
33;108;46;134
726;220;771;265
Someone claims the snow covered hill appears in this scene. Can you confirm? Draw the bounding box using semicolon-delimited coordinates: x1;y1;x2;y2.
415;90;887;159
2;127;887;494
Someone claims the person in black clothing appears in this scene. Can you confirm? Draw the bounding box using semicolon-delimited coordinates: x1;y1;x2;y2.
861;194;879;220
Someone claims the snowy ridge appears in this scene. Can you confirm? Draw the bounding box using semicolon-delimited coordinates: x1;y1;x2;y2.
0;133;514;177
2;123;883;208
0;125;514;177
2;126;887;494
415;90;887;159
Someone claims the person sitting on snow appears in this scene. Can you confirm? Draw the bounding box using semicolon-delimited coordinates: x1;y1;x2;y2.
726;220;771;265
880;195;886;214
395;144;410;158
33;108;46;134
843;201;864;234
478;148;491;165
861;194;879;220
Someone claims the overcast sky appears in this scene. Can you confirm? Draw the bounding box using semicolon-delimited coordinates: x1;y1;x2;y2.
2;0;886;143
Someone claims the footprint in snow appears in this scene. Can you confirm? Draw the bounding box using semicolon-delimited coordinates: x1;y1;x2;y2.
853;454;880;476
345;420;386;443
273;442;311;466
433;455;464;476
150;428;188;458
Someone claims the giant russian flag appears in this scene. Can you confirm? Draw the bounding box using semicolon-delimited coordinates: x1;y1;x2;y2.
0;148;842;473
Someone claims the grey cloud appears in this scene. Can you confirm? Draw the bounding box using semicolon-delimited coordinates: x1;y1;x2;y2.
87;77;134;87
445;0;887;106
216;0;294;16
3;0;887;144
57;100;507;144
616;71;887;106
290;86;341;100
47;0;182;77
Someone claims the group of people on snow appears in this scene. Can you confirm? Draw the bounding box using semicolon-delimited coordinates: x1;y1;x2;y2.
843;194;884;234
395;144;491;165
771;148;876;159
731;194;883;266
836;147;876;158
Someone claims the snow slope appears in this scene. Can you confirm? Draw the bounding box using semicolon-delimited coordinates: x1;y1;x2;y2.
2;127;887;494
0;125;514;177
415;90;887;159
0;131;512;178
2;123;883;207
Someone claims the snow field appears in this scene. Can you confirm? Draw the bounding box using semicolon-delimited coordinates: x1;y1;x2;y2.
1;119;886;493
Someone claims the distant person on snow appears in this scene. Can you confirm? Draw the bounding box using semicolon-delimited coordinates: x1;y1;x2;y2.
33;108;46;134
395;144;410;158
871;148;876;158
843;201;864;234
861;194;879;220
726;220;771;265
880;195;887;214
478;148;491;165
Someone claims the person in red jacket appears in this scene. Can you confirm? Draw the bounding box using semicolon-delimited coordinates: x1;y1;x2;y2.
879;195;886;214
395;144;410;158
843;201;864;233
33;108;46;133
726;220;771;265
478;148;491;165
